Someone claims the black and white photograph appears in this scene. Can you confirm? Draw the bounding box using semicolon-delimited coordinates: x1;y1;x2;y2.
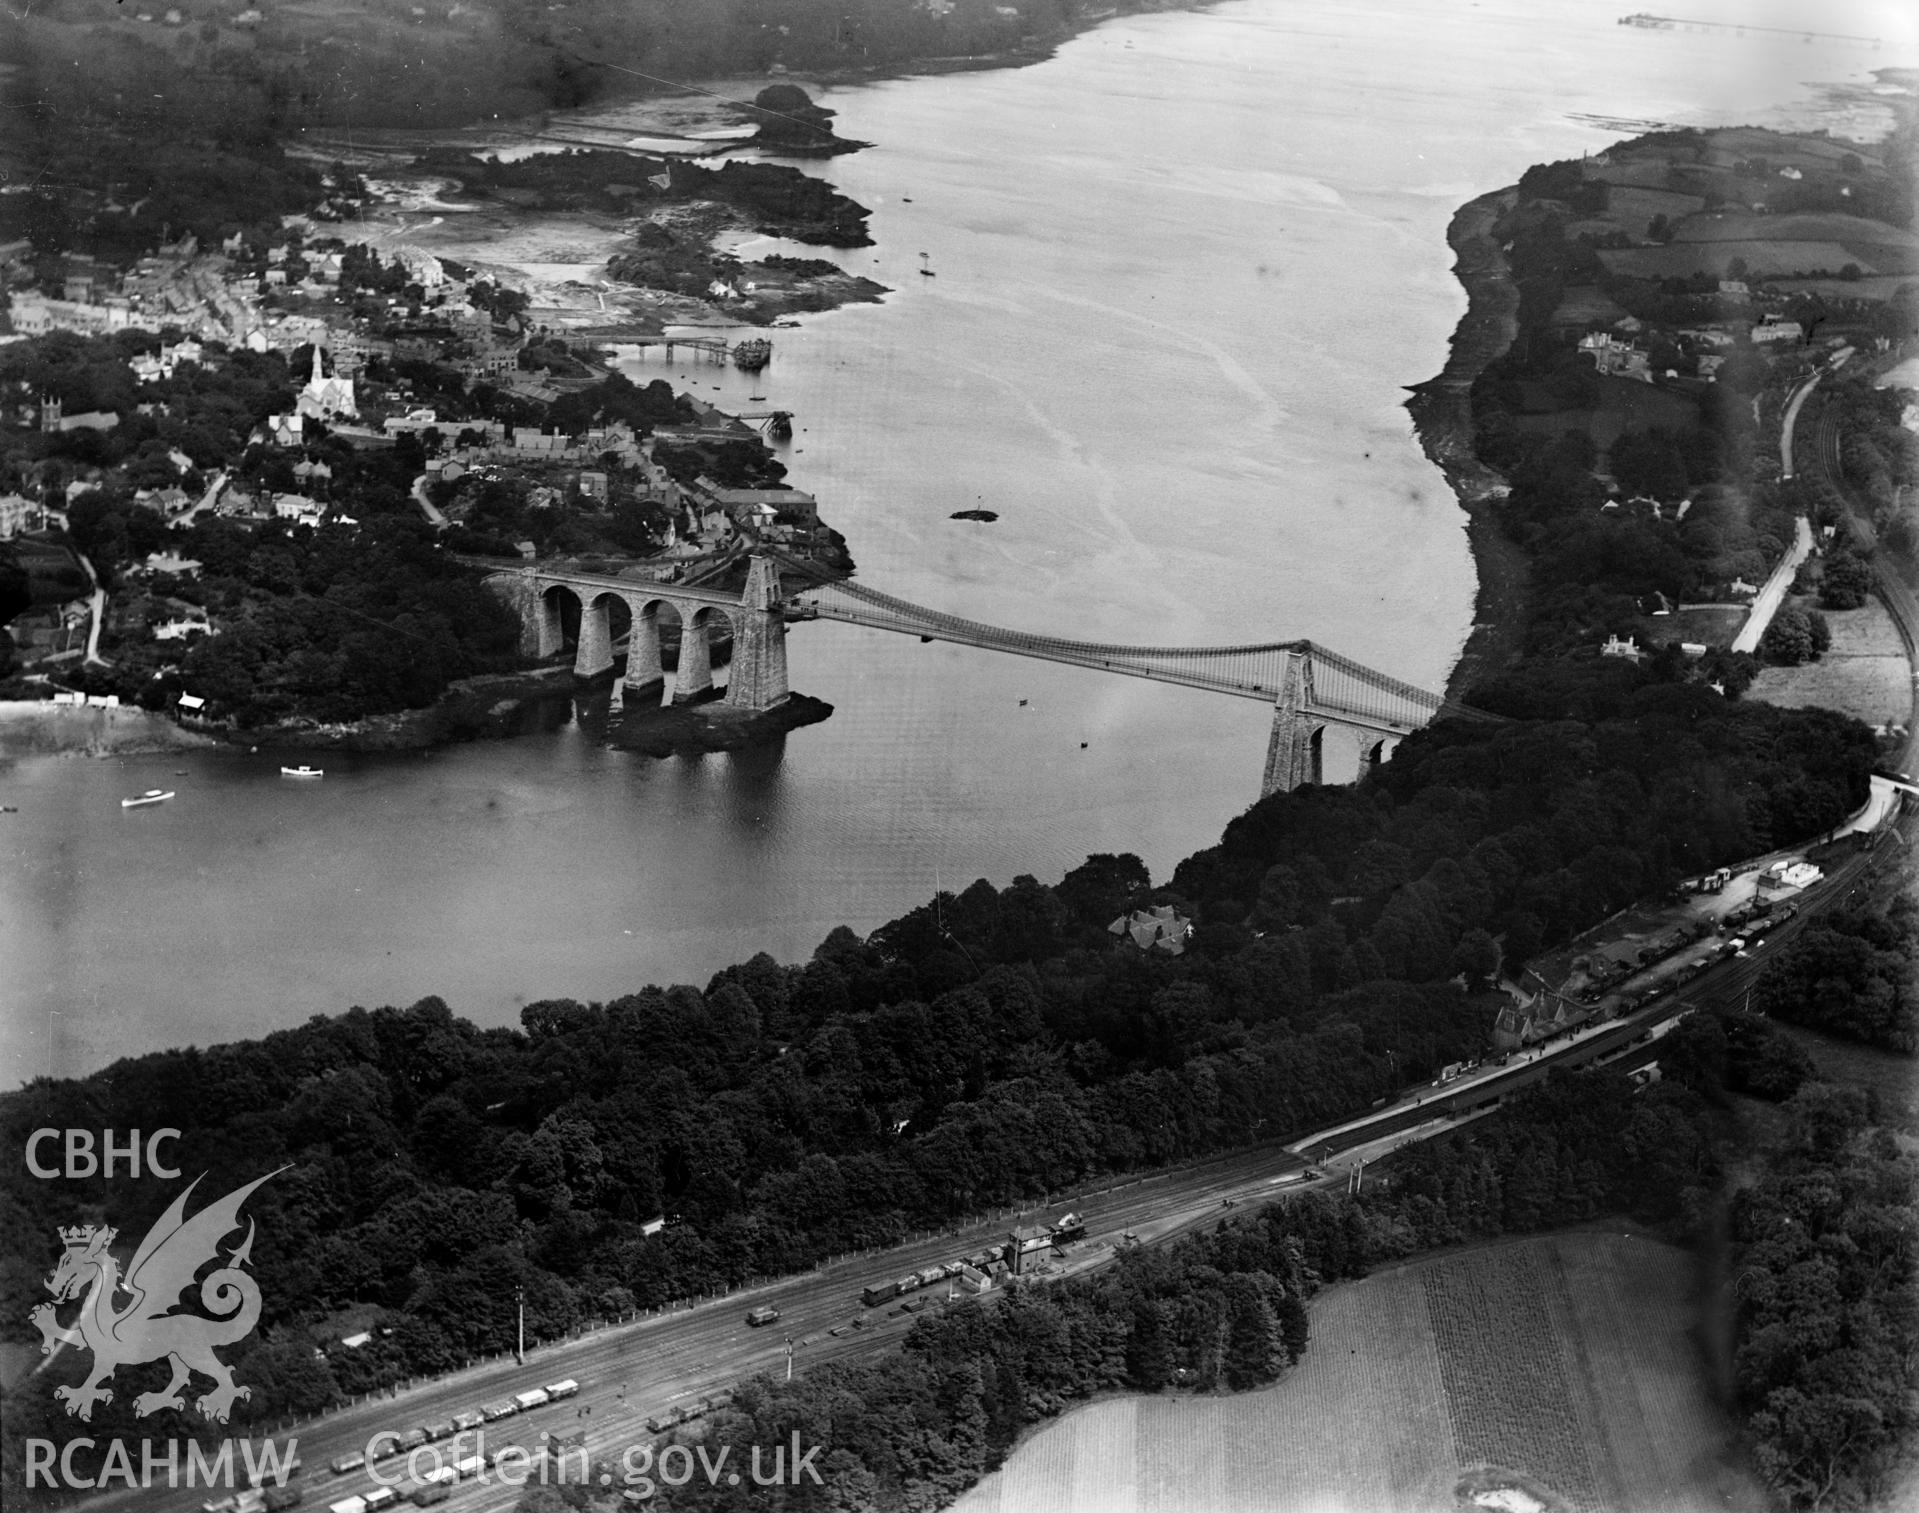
2;0;1916;1509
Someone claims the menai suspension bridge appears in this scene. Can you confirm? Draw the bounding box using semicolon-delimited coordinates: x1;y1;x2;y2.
491;550;1501;796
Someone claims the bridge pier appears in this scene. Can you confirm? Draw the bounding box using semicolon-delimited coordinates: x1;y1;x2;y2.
624;607;665;704
675;614;715;701
1261;650;1322;796
725;557;790;713
575;596;615;679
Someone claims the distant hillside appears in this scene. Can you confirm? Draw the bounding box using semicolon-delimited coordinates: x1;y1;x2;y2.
0;0;1156;142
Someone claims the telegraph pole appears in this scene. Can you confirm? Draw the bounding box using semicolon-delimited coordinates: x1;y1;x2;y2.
784;1336;794;1383
516;1287;525;1365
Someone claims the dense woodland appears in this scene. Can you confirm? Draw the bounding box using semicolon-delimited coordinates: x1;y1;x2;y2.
1;0;1122;143
1727;1085;1917;1510
1754;903;1918;1053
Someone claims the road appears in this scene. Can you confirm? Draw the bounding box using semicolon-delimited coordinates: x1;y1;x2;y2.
409;475;448;530
169;472;230;533
77;551;109;668
1778;365;1823;481
1729;513;1813;654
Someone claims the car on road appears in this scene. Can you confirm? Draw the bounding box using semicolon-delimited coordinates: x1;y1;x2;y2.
745;1305;781;1327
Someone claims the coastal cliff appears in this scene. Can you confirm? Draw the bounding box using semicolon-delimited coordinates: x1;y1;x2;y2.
1405;188;1530;704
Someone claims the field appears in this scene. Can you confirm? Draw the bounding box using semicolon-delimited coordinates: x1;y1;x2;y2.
1773;275;1919;302
1671;211;1919;248
1597;241;1879;280
1746;598;1915;730
1509;376;1699;451
950;1233;1764;1513
1548;284;1631;330
1666;605;1749;649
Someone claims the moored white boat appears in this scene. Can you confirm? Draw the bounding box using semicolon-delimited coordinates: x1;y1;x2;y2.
121;790;174;809
280;765;324;778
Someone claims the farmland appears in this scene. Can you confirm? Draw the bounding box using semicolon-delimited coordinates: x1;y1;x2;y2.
949;1233;1764;1513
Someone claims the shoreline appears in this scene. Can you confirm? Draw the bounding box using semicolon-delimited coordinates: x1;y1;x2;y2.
0;700;217;758
1404;188;1529;706
216;666;579;753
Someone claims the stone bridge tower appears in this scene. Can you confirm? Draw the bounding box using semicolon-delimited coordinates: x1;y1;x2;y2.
725;556;790;712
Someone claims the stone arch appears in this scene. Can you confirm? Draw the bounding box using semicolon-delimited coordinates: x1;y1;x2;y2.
1306;723;1326;787
535;581;578;662
623;595;682;703
676;603;734;703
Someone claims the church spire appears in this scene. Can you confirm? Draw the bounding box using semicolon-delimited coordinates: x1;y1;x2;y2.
310;345;325;386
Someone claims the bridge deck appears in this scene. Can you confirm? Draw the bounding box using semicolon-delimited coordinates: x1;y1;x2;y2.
492;554;1485;735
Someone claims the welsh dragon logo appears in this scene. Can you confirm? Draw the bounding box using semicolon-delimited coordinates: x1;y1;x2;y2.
30;1168;286;1423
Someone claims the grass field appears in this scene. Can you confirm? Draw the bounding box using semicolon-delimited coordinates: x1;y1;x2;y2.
1746;598;1914;729
1672;212;1919;248
949;1233;1764;1513
1597;241;1879;280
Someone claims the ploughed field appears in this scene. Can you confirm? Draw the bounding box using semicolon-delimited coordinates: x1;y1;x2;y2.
951;1233;1764;1513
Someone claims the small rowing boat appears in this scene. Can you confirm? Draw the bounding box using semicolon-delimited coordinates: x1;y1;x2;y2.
122;790;174;809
